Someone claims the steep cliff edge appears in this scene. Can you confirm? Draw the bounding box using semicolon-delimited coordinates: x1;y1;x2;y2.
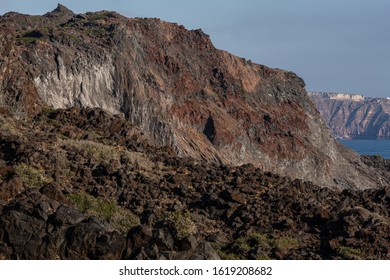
0;5;388;188
309;92;390;139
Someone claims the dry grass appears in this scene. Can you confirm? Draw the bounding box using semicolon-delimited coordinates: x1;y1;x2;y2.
14;163;52;189
67;192;140;234
337;246;363;260
0;116;24;138
60;139;155;170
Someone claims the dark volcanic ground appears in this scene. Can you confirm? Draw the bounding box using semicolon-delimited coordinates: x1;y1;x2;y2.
0;108;388;260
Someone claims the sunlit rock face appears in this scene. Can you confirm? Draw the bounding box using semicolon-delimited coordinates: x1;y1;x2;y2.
34;54;120;115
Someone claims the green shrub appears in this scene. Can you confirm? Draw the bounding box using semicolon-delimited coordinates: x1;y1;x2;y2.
90;11;115;21
66;33;82;44
17;37;38;44
210;242;241;260
275;236;299;250
232;233;273;259
17;30;44;44
67;192;139;234
165;210;196;239
111;207;141;235
217;233;299;260
240;87;248;95
337;246;363;260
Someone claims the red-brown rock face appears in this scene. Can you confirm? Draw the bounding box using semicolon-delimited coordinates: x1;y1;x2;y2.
0;6;388;188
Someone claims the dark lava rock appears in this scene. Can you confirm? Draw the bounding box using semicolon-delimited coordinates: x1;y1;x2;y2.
0;107;388;260
65;217;126;260
173;241;220;260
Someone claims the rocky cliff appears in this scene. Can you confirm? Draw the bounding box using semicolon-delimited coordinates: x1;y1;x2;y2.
309;92;390;139
0;5;388;189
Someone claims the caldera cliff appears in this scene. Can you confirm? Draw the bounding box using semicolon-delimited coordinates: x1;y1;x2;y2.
309;92;390;139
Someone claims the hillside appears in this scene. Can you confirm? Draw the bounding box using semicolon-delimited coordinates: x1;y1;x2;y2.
309;92;390;139
0;107;388;259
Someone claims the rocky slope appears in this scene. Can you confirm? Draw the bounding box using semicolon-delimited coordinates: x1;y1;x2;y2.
0;5;388;189
0;107;388;260
309;92;390;139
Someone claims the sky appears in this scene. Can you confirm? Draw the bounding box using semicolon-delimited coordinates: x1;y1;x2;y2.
0;0;389;98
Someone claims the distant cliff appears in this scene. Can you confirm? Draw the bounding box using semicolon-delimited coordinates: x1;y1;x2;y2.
309;92;390;139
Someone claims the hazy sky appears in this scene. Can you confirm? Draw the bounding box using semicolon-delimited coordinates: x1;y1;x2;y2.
1;0;389;98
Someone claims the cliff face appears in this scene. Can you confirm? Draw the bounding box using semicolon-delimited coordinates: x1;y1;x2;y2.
0;5;388;188
309;92;390;139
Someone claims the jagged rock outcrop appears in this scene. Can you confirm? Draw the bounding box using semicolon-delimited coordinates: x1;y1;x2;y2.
0;5;388;189
309;92;390;139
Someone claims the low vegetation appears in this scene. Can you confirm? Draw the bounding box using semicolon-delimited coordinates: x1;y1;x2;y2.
14;163;52;189
61;139;154;170
215;232;299;260
0;117;23;138
67;192;140;234
164;210;196;239
337;246;363;260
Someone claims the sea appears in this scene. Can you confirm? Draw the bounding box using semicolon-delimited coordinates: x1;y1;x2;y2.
338;139;390;159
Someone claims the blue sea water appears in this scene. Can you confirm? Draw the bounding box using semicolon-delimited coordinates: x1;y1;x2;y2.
339;140;390;159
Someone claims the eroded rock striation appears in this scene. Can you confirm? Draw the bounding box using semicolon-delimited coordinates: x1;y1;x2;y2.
309;92;390;139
